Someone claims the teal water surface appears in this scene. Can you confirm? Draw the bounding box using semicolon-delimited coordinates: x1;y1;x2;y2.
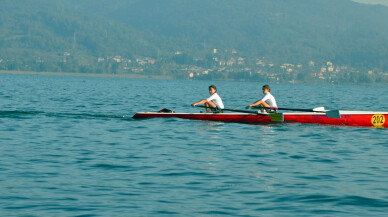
0;73;387;216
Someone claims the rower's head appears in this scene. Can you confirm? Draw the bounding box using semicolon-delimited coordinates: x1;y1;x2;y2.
209;85;217;95
262;84;270;94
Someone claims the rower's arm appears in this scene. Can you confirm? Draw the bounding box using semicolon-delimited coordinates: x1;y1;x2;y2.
248;100;263;107
191;99;208;107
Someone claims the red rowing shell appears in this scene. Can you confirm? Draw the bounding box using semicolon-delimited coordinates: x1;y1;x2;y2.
133;112;388;128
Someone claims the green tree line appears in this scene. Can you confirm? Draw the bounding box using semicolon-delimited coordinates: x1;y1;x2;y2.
1;0;388;84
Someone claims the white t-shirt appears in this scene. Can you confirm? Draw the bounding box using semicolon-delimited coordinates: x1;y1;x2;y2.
207;93;224;109
261;92;277;107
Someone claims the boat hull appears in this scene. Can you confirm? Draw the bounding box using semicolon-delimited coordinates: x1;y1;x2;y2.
132;112;388;128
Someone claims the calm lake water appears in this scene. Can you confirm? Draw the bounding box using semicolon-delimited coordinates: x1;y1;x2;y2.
0;73;387;216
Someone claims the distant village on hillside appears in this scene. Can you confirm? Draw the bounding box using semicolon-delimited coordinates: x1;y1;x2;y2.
1;48;387;85
92;48;387;84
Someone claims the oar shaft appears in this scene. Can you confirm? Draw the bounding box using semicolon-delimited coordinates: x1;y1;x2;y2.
278;107;315;112
196;105;340;119
252;106;315;112
196;105;266;115
223;108;261;114
251;106;341;118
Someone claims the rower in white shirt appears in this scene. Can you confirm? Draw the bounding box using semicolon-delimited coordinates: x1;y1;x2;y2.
191;85;224;112
247;84;277;112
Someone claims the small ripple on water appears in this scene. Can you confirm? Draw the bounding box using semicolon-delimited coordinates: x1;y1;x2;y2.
91;163;130;170
336;195;388;207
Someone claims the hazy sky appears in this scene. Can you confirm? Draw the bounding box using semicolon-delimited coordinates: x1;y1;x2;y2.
353;0;388;6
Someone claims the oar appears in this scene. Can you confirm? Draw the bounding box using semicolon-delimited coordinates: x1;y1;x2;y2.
195;105;284;122
251;106;341;119
223;108;269;115
196;105;266;115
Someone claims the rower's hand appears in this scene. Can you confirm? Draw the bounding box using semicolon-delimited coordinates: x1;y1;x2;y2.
191;104;196;107
246;105;252;109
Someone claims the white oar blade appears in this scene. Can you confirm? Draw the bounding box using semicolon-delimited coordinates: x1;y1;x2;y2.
326;110;341;119
313;107;325;112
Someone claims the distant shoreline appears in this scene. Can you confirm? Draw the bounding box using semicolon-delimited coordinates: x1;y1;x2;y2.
1;70;387;86
0;70;173;79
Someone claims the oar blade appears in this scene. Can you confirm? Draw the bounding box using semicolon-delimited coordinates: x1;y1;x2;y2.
312;107;325;112
326;110;341;119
